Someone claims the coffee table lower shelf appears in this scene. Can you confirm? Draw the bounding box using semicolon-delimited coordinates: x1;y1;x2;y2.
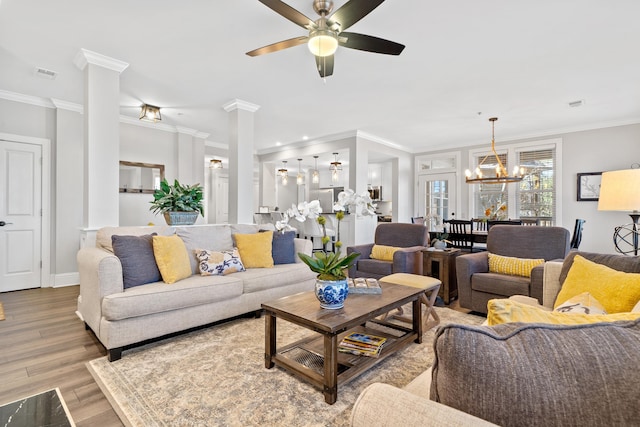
267;320;417;404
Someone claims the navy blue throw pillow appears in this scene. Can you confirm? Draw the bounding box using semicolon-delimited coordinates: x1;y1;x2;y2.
112;233;161;288
271;230;296;264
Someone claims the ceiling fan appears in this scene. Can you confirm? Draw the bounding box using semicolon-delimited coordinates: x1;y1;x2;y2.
246;0;405;78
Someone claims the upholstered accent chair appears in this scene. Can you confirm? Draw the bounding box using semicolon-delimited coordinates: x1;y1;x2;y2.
347;223;429;279
456;225;570;314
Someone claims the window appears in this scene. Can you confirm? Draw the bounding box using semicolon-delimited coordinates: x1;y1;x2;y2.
469;141;559;224
517;148;555;225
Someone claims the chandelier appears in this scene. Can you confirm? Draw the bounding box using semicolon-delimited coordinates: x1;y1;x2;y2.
465;117;524;184
330;152;342;183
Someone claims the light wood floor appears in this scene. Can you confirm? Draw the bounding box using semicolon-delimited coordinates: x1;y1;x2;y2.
0;285;471;425
0;286;123;426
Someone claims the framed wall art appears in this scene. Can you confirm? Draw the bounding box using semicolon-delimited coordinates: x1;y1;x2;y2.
577;172;602;201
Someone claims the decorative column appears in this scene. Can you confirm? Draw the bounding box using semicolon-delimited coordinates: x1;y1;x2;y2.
223;99;260;224
74;49;128;247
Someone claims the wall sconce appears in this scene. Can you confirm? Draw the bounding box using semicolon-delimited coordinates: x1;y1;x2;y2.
296;158;304;185
209;159;223;169
278;160;288;185
139;104;162;122
330;152;342;183
312;155;320;184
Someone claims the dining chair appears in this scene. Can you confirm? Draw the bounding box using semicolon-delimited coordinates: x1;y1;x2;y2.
443;219;475;252
570;219;586;250
471;218;488;232
520;218;540;226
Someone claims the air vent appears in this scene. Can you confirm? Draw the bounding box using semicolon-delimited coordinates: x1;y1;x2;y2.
568;99;585;108
34;67;57;80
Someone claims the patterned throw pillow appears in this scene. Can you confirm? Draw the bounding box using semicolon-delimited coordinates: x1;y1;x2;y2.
488;253;545;278
195;248;246;276
554;292;607;315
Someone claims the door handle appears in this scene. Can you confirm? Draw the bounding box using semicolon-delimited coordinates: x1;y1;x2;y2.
0;221;13;226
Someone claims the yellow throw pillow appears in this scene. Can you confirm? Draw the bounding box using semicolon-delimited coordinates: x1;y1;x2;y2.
488;253;545;278
371;244;400;261
234;231;274;268
487;299;640;326
555;255;640;314
152;235;192;284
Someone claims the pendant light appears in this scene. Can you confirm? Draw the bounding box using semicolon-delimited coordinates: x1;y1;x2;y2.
296;159;304;185
330;152;342;183
465;117;524;184
312;155;320;184
278;161;288;185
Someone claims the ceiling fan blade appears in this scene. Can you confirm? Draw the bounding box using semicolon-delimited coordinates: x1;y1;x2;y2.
329;0;385;31
258;0;315;29
339;32;405;55
246;36;308;56
315;55;334;78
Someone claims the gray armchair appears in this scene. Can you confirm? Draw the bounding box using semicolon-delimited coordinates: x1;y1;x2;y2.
456;225;570;314
347;223;429;279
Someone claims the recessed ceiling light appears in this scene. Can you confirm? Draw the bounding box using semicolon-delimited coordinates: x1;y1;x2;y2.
302;135;309;140
276;141;282;146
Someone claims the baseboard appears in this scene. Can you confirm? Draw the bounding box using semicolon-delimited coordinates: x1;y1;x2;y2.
53;272;79;288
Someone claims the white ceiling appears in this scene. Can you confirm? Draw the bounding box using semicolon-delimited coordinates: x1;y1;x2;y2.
2;0;640;158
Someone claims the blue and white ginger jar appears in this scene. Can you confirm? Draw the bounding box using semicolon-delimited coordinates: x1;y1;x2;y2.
315;278;349;309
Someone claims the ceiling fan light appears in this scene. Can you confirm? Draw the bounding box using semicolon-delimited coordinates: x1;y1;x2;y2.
308;30;338;57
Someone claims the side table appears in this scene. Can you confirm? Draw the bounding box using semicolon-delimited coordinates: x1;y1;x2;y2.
422;248;461;304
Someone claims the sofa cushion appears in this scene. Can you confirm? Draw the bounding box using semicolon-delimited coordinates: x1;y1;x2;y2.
234;231;274;268
430;319;640;426
195;248;245;276
486;298;640;325
487;253;544;278
240;263;316;293
559;250;640;285
101;275;244;321
111;233;162;289
152;235;192;284
555;255;640;313
471;272;530;297
355;258;394;277
175;225;233;275
271;230;296;265
97;226;174;253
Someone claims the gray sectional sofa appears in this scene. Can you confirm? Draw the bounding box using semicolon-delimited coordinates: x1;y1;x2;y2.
77;224;316;361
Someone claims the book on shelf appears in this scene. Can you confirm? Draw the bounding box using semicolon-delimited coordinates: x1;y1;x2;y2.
347;278;382;294
338;332;387;358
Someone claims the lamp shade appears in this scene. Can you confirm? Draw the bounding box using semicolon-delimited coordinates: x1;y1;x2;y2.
598;169;640;212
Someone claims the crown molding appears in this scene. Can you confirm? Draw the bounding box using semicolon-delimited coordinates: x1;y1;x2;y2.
51;98;83;113
205;140;229;150
222;99;260;113
73;48;129;73
119;115;177;133
356;130;411;152
0;89;55;108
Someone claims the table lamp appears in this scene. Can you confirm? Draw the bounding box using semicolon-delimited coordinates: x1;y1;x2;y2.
597;168;640;255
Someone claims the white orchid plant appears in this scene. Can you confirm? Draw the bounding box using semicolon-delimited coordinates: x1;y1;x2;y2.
276;189;377;281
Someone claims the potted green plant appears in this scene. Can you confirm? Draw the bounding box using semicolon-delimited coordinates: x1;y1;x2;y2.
277;190;377;309
149;179;204;225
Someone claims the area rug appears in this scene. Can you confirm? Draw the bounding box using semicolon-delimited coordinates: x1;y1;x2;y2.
88;307;484;427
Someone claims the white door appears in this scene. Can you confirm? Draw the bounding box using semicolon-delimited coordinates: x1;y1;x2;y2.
417;172;457;230
0;141;42;291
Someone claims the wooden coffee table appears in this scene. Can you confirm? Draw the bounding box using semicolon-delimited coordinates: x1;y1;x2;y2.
261;282;425;404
